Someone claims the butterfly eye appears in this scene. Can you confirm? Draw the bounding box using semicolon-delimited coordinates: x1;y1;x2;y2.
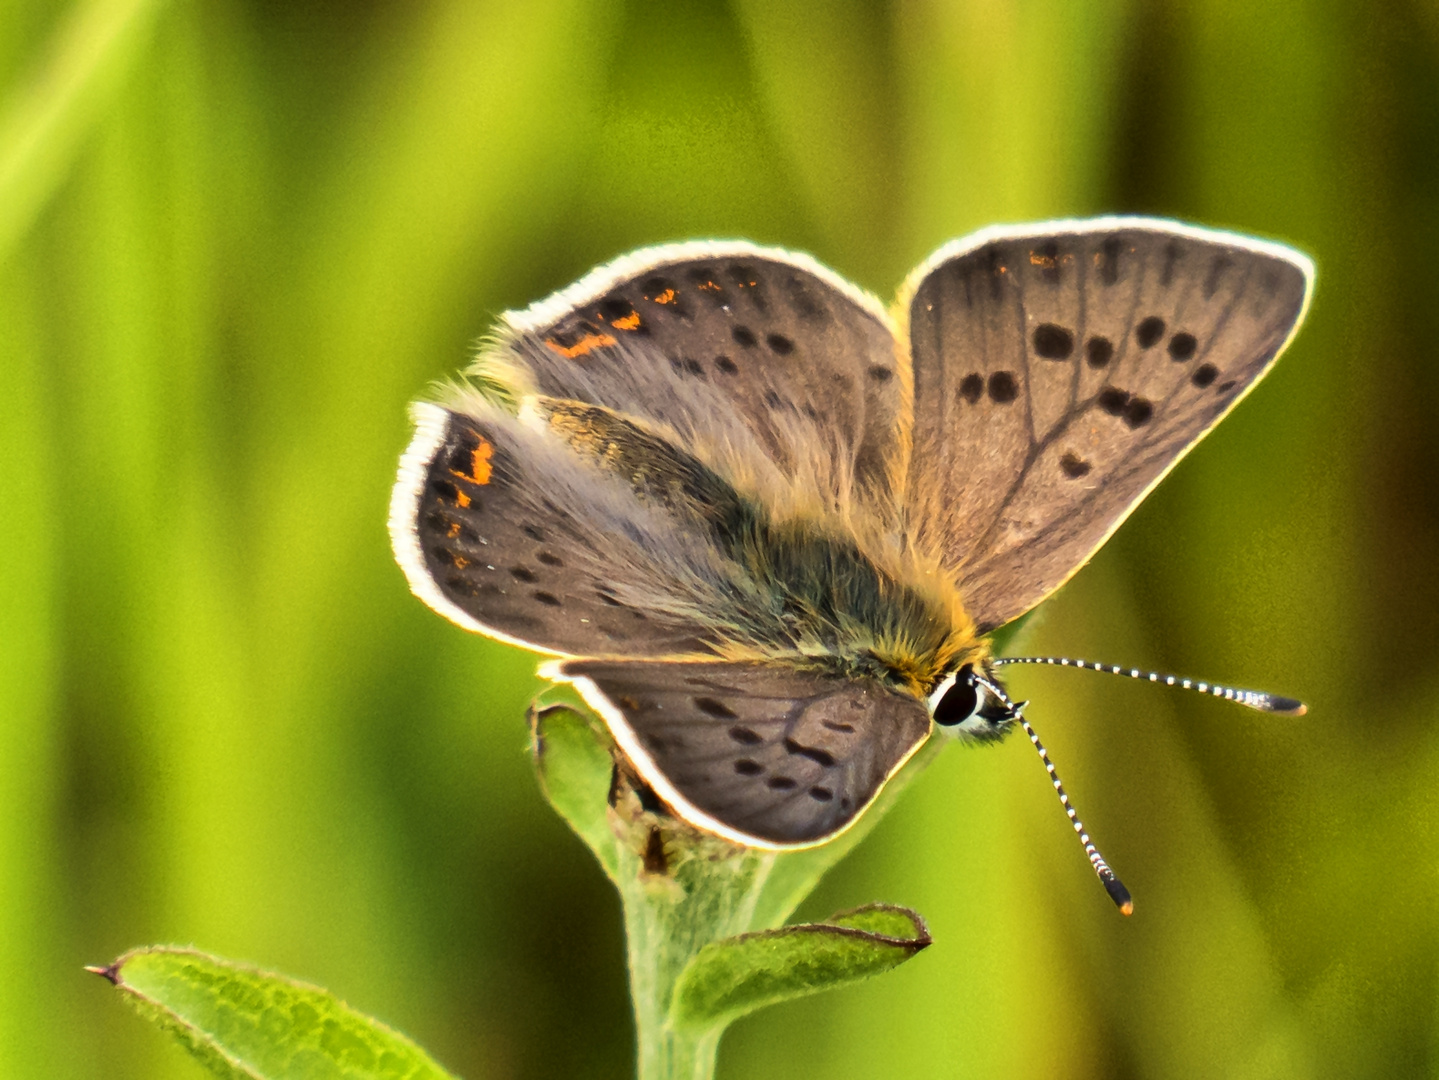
929;665;984;728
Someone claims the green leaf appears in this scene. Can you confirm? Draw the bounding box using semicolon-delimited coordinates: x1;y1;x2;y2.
529;700;620;880
90;947;458;1080
668;903;931;1032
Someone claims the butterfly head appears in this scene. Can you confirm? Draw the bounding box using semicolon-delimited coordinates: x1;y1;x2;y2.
926;663;1018;742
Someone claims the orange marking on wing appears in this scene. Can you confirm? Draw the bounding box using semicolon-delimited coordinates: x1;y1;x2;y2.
697;280;721;292
452;554;469;569
545;332;616;359
448;438;493;487
469;441;493;485
454;489;471;508
1030;251;1073;270
652;288;676;304
611;311;642;330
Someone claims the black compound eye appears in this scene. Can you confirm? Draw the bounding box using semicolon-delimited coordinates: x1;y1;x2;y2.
932;669;982;727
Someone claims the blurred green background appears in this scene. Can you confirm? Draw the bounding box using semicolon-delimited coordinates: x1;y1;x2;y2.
2;0;1437;1076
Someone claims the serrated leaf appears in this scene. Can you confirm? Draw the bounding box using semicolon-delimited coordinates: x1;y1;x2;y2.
90;947;458;1080
668;903;931;1032
529;700;620;880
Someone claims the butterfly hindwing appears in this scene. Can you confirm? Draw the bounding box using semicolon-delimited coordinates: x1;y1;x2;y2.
903;219;1313;631
494;243;906;509
390;400;740;657
551;659;933;847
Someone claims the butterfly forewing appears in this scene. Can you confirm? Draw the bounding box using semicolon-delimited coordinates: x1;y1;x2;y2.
391;401;734;657
497;243;905;508
552;659;933;847
903;220;1312;631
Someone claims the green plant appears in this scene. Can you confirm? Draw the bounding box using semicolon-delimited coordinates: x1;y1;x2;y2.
92;694;949;1080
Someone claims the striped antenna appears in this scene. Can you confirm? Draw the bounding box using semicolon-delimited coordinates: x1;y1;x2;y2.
990;656;1307;715
972;671;1133;916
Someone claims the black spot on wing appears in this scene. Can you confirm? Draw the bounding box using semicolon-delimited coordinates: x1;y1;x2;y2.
1136;316;1166;348
1168;332;1198;360
694;697;738;719
988;371;1018;403
1033;323;1075;359
1123;397;1154;428
784;737;836;768
1086;336;1113;368
1097;386;1130;415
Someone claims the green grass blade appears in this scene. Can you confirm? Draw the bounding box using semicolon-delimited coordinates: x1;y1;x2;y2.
91;948;459;1080
0;0;164;258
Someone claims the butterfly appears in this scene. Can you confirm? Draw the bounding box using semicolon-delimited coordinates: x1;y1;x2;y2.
389;217;1312;912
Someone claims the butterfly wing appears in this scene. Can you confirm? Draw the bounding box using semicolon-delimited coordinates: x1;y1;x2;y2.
902;218;1314;631
491;242;906;509
390;399;749;657
548;658;932;847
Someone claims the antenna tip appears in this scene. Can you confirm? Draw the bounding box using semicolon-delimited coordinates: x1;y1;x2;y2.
1103;874;1134;916
1268;696;1307;716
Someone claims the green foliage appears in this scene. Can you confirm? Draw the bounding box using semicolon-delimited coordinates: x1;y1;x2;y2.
669;904;930;1032
530;701;620;881
92;948;457;1080
529;704;936;1078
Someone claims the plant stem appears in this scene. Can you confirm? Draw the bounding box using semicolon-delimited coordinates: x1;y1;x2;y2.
617;833;775;1080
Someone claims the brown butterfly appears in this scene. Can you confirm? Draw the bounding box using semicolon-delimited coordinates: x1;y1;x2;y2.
390;218;1312;912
